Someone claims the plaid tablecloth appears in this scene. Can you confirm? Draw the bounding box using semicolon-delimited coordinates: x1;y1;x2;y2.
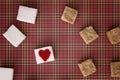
0;0;120;80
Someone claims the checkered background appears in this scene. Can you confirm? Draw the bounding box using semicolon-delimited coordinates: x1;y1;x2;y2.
0;0;120;80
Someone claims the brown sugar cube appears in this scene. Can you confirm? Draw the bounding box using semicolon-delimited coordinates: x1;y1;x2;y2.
79;26;99;44
78;59;96;77
111;62;120;77
61;6;78;24
106;27;120;44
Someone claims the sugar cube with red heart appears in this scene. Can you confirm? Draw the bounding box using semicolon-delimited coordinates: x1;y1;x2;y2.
34;46;55;64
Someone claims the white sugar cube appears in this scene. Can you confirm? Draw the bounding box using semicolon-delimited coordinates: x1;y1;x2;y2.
0;67;14;80
3;25;26;47
17;5;38;24
34;46;55;64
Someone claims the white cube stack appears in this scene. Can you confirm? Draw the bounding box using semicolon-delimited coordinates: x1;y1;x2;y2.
17;6;38;24
0;67;14;80
3;25;26;47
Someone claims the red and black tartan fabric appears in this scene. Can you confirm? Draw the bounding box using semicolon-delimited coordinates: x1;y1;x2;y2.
0;0;120;80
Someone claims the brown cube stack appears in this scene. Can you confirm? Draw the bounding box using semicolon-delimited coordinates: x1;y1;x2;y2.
79;26;99;44
111;62;120;77
78;59;96;77
106;27;120;44
61;6;78;24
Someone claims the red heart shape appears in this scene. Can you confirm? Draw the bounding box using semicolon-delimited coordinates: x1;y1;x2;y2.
39;49;51;61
